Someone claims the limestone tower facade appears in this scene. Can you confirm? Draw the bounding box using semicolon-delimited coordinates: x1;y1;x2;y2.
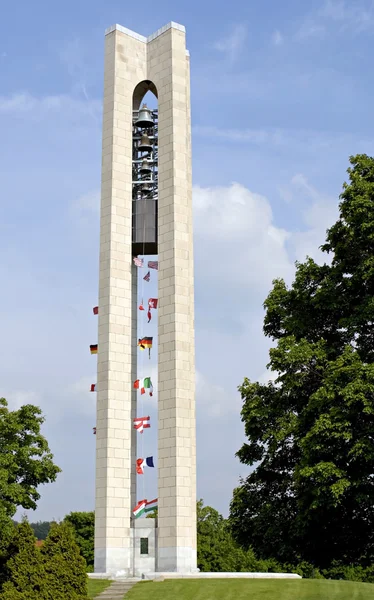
93;21;196;576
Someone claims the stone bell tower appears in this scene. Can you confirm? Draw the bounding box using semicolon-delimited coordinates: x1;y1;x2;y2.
93;21;196;576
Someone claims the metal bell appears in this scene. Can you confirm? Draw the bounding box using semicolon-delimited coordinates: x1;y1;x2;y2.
139;132;153;152
135;104;154;129
139;159;152;174
141;183;152;195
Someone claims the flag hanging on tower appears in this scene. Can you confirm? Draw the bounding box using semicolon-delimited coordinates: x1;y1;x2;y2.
133;416;151;433
139;301;145;311
148;261;158;270
93;306;98;315
143;271;150;282
138;337;153;358
90;345;98;355
145;498;158;514
133;256;144;267
133;499;147;518
93;427;96;435
133;377;153;396
136;456;155;475
90;384;96;392
147;298;158;323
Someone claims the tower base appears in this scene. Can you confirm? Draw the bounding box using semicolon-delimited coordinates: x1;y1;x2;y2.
94;520;198;577
94;520;156;578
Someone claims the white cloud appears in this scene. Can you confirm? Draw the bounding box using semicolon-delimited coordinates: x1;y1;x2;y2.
196;370;241;417
192;124;374;156
320;0;374;31
213;24;247;63
193;182;293;296
3;391;42;411
272;30;284;45
0;92;101;124
282;173;339;262
295;0;374;40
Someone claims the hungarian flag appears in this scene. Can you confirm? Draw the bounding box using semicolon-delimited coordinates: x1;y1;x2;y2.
136;456;155;475
138;337;153;358
90;384;96;392
90;344;98;355
147;298;158;322
133;377;153;396
133;416;150;434
93;306;98;315
133;499;147;518
145;498;158;514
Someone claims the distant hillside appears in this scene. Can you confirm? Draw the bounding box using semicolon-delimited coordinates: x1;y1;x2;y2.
13;520;52;540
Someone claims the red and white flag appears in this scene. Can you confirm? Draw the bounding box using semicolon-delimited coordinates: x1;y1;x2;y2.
147;298;158;322
133;257;144;267
133;416;151;434
148;261;158;270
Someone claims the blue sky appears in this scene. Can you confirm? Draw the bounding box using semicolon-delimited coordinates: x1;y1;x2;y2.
1;0;374;521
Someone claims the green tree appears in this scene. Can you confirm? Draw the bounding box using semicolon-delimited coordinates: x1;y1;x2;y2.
0;520;45;600
64;512;94;570
197;499;269;572
41;521;87;599
230;154;374;569
0;398;61;519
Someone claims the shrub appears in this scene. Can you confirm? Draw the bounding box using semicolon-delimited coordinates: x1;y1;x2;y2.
0;520;45;600
322;561;374;583
41;521;87;599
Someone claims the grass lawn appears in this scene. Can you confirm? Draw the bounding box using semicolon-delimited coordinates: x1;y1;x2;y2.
87;578;112;598
125;578;374;600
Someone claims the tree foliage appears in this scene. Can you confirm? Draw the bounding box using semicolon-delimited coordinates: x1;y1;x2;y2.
230;154;374;569
64;511;94;570
0;520;45;600
0;398;61;519
41;521;87;599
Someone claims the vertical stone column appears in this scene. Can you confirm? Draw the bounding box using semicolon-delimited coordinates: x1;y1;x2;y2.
185;53;197;559
94;28;146;575
149;25;196;572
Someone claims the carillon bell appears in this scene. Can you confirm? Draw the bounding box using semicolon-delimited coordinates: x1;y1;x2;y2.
140;159;152;174
141;183;152;195
135;104;154;129
139;132;153;152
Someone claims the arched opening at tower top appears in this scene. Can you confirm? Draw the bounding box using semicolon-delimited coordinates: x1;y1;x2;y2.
133;80;158;110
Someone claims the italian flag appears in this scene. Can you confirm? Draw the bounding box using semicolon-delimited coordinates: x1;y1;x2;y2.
134;377;153;396
145;498;158;513
133;499;147;519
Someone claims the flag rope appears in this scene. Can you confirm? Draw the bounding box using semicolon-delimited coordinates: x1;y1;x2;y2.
139;189;147;504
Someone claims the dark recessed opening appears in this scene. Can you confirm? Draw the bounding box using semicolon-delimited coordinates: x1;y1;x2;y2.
140;537;149;555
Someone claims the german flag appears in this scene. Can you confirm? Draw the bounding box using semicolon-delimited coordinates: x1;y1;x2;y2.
138;337;153;349
90;344;98;355
138;337;153;359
